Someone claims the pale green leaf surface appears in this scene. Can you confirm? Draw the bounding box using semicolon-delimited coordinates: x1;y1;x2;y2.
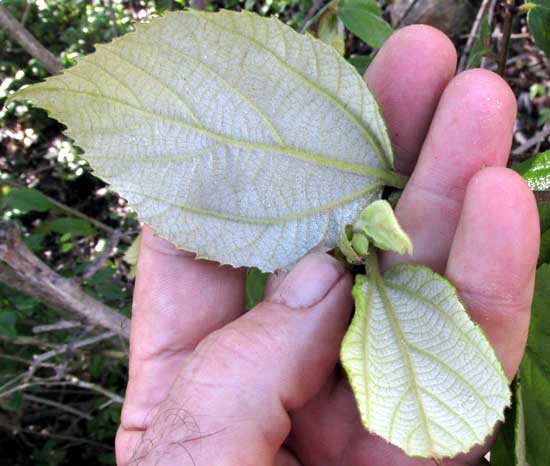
9;10;397;272
341;261;510;458
356;199;412;255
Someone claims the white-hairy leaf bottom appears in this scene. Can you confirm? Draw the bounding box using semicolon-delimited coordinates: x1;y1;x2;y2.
341;263;510;458
11;10;398;271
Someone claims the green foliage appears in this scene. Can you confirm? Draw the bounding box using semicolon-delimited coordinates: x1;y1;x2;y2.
347;54;374;75
37;217;96;238
518;265;550;466
528;0;550;56
338;0;393;48
316;1;345;55
491;380;526;466
0;310;18;338
245;268;269;309
467;15;492;69
513;150;550;191
1;187;53;213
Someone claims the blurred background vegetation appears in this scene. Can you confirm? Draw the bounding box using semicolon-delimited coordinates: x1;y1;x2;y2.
0;0;549;465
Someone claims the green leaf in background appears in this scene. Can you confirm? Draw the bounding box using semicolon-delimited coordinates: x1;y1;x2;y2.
38;217;96;237
2;187;53;214
528;1;550;56
539;228;550;267
519;264;550;466
123;233;142;279
317;1;345;55
490;379;526;466
340;258;510;458
467;15;491;69
539;203;550;233
347;54;374;75
10;10;400;272
0;311;18;338
514;150;550;190
338;0;393;48
245;267;269;309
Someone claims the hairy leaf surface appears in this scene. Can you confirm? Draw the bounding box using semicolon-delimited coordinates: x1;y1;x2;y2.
341;260;510;458
9;10;399;271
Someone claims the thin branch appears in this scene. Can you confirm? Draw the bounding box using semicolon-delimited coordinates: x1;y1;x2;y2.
535;191;550;203
27;331;118;379
395;0;421;27
497;0;515;77
22;393;93;420
1;179;128;240
458;0;492;72
79;231;121;281
0;5;62;75
0;333;57;349
0;376;123;405
481;0;499;68
33;320;82;334
66;375;124;404
512;125;550;154
299;0;327;34
0;415;113;450
0;221;130;339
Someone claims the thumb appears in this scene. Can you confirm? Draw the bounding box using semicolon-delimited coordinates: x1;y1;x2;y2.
124;253;353;466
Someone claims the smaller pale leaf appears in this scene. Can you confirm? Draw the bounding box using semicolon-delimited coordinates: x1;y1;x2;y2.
341;260;510;458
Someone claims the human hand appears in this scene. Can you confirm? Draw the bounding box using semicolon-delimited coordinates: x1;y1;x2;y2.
115;25;540;466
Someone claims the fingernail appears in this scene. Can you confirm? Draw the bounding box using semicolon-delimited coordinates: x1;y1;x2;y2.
268;253;346;309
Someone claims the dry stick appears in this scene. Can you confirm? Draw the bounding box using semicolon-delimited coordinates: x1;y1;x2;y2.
512;124;550;154
22;393;93;420
395;0;421;27
0;5;62;76
0;415;113;450
458;0;492;72
481;0;499;68
299;0;327;34
497;0;515;77
0;377;123;404
33;320;82;334
535;191;550;204
26;331;118;379
79;231;121;281
0;221;130;339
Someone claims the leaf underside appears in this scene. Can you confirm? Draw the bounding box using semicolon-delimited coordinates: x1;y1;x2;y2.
341;263;510;458
10;9;396;272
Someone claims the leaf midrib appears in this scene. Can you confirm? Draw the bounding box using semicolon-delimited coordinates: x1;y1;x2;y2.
29;87;405;187
116;182;383;224
368;255;434;453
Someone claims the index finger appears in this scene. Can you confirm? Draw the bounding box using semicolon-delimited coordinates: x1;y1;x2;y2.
117;226;245;461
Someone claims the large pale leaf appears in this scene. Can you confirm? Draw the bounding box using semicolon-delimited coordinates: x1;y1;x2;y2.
341;260;510;458
8;10;400;272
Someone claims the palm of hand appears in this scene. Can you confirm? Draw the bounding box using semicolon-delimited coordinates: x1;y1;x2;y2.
116;26;540;466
